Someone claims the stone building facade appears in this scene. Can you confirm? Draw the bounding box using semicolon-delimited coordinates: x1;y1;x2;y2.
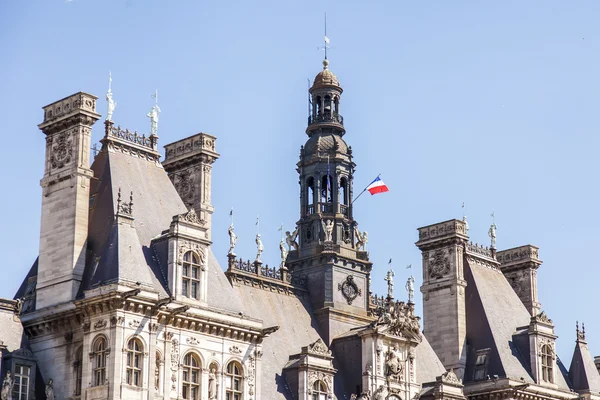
1;58;599;400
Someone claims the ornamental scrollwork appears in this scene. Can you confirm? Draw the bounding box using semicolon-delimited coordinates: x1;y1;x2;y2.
50;130;73;169
429;249;450;279
178;241;207;271
338;275;362;305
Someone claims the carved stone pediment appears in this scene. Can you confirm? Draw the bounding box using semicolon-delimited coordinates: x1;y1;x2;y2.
304;338;331;356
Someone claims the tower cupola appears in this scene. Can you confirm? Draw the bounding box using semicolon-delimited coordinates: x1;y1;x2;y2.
307;59;345;136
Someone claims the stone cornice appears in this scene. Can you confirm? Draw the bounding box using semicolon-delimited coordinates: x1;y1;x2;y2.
21;289;266;344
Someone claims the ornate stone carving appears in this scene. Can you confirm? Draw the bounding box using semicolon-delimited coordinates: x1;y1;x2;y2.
230;345;242;355
179;208;205;225
110;316;125;326
94;319;107;329
82;322;91;332
338;275;361;305
535;311;552;325
418;219;467;240
441;368;462;386
371;299;421;340
178;241;206;270
149;322;160;332
170;338;179;391
186;337;199;345
116;188;133;216
466;242;493;258
429;249;450;279
306;338;331;356
307;371;332;395
50;130;73;169
129;320;143;329
384;347;403;380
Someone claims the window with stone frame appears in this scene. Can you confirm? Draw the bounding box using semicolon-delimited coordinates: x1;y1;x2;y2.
74;346;83;396
225;361;243;400
541;344;554;383
92;336;108;386
126;337;144;387
473;348;491;381
311;380;327;400
182;353;201;400
182;251;201;299
13;364;31;400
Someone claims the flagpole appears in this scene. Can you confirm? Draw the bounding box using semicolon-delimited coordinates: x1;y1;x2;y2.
351;173;381;204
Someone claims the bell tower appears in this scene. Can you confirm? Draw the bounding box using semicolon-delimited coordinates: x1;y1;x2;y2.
287;59;373;343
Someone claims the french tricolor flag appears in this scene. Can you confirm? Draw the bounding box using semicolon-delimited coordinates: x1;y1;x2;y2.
366;176;389;195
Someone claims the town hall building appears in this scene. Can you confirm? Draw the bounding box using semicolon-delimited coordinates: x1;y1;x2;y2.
1;56;600;400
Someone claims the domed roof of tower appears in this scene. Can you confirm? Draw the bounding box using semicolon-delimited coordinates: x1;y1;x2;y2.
311;59;341;90
304;132;348;155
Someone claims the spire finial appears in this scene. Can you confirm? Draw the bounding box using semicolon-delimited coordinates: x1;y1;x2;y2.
319;13;330;69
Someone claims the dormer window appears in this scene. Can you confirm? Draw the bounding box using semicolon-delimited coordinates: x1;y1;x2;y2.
473;348;491;381
182;251;201;300
541;344;554;383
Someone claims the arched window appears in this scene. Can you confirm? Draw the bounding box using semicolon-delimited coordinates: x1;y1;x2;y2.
225;361;243;400
340;177;348;206
316;96;322;116
334;96;339;114
182;251;201;300
126;337;143;387
92;336;108;386
182;353;201;400
74;346;83;396
321;175;332;206
311;380;327;400
306;177;315;215
541;344;553;383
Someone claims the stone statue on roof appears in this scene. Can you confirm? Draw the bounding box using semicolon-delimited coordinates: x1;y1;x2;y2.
384;267;395;299
106;72;116;121
355;227;368;250
147;104;161;136
279;238;288;267
228;224;237;255
488;212;497;249
406;274;415;303
255;233;264;263
286;227;299;251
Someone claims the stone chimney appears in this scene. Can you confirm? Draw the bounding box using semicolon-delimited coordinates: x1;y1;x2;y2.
416;219;469;379
36;92;100;308
163;133;219;240
496;245;542;316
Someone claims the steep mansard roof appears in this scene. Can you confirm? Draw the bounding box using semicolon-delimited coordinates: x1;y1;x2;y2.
465;258;571;389
569;336;600;394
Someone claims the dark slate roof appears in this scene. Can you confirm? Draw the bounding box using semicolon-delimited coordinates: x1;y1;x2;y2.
14;258;38;313
466;259;571;390
416;334;448;384
80;145;189;296
234;285;322;399
569;338;600;393
206;250;246;314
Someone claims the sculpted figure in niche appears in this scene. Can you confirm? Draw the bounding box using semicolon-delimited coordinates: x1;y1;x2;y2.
385;348;403;379
208;366;217;400
1;371;13;400
45;379;54;400
321;218;334;242
286;226;299;251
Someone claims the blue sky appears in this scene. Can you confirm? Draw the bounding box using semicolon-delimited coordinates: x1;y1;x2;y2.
1;0;598;362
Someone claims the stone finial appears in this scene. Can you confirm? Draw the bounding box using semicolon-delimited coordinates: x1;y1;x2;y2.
116;188;133;216
577;321;586;342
